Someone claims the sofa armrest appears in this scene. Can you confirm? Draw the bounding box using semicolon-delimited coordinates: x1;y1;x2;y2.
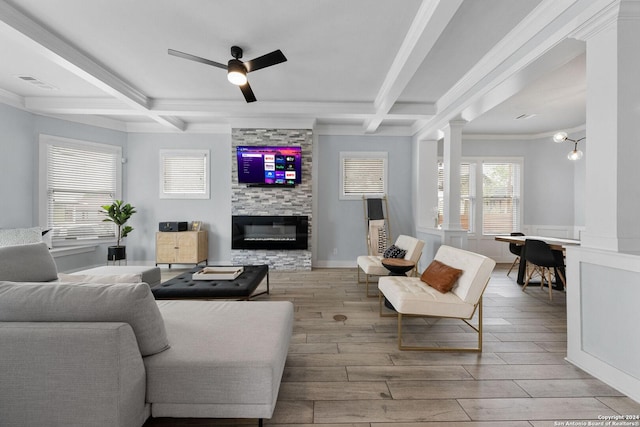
0;322;150;427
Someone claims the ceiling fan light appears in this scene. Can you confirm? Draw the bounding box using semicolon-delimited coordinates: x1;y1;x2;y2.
228;71;247;86
227;60;247;86
553;131;568;143
568;149;584;161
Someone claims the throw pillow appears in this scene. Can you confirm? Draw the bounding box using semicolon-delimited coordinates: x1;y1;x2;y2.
0;227;43;247
0;281;170;356
420;260;464;293
57;273;143;284
383;244;407;259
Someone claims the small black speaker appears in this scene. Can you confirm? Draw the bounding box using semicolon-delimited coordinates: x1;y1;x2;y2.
159;221;188;232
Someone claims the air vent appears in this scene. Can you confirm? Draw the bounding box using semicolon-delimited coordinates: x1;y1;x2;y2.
515;113;537;120
16;75;58;90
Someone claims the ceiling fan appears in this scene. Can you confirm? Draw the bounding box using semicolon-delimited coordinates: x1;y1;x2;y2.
168;45;287;103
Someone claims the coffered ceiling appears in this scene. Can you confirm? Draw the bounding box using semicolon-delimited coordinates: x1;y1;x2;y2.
0;0;598;137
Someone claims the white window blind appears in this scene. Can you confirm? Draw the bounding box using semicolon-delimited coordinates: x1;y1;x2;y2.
340;152;387;200
160;150;209;199
482;162;521;235
41;136;121;242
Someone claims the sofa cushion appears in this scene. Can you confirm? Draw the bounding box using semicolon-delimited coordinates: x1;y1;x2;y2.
356;255;388;276
0;322;150;427
378;276;475;318
72;266;162;287
0;242;58;282
58;273;143;284
420;259;463;293
0;281;169;356
145;300;294;419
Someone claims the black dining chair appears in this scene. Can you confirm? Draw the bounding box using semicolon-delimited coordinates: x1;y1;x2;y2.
507;232;525;277
522;239;566;300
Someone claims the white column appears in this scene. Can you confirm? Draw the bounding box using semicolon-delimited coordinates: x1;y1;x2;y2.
578;0;640;253
442;121;465;230
565;0;640;405
414;139;439;229
441;120;468;249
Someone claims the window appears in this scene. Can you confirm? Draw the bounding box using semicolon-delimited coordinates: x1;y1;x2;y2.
437;158;522;235
159;149;209;199
340;152;387;200
437;162;475;232
39;135;122;244
482;162;521;235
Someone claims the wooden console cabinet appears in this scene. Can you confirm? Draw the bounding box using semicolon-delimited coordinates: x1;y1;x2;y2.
156;231;208;268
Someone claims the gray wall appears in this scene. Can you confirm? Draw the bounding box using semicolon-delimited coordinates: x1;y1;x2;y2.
0;102;585;271
462;135;583;227
0;104;128;272
126;132;232;264
315;134;414;267
0;104;34;227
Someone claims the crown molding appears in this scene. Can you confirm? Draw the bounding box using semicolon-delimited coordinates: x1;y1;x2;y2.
463;123;586;141
126;122;231;134
0;0;185;131
0;88;25;110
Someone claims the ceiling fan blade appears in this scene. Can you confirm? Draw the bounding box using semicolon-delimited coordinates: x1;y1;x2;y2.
168;49;227;70
244;49;287;73
239;82;257;103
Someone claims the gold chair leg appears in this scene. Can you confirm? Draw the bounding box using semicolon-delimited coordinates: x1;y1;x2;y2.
396;297;483;352
379;292;397;317
366;274;377;298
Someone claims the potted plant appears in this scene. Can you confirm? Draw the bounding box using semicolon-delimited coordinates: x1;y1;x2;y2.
101;199;136;261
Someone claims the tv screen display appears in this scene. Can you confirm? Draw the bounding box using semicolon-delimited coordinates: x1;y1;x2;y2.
236;146;302;186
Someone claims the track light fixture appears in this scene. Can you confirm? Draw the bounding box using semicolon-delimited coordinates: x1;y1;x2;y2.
553;131;585;161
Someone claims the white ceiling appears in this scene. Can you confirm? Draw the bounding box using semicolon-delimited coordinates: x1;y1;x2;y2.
0;0;596;137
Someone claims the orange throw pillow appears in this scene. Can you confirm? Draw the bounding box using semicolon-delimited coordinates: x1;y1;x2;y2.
420;260;463;293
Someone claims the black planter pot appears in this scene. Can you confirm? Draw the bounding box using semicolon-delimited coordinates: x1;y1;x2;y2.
107;246;126;261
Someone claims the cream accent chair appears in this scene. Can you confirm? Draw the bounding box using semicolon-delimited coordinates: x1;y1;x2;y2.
378;245;496;352
357;235;425;297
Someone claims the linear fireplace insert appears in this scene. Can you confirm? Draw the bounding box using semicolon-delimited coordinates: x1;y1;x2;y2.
232;215;308;250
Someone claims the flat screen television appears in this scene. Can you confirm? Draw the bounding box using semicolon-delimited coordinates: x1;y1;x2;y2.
236;146;302;186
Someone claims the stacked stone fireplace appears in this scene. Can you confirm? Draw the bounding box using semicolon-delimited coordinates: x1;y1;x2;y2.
231;128;312;270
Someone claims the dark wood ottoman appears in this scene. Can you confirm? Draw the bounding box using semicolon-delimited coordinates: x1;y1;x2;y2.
152;265;269;300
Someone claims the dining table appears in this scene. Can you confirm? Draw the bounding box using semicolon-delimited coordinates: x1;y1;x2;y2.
494;235;580;287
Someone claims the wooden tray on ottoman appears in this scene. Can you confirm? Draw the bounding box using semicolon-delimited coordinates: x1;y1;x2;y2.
192;266;244;281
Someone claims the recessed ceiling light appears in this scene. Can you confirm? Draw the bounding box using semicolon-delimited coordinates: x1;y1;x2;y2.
16;75;58;90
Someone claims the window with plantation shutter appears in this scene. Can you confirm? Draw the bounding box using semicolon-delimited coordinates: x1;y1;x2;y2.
39;135;121;244
437;162;475;232
159;149;209;199
482;162;521;235
340;152;387;200
437;158;521;235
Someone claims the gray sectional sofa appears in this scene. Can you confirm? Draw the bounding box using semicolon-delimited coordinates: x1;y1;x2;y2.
0;243;294;427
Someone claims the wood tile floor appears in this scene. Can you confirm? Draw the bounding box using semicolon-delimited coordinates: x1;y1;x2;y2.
145;265;640;426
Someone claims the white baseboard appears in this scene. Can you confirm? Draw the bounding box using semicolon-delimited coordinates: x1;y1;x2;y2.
313;260;357;268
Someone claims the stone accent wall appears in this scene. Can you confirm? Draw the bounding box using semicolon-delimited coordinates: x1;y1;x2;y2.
231;128;312;270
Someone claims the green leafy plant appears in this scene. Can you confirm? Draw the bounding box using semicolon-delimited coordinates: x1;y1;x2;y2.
101;200;136;247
